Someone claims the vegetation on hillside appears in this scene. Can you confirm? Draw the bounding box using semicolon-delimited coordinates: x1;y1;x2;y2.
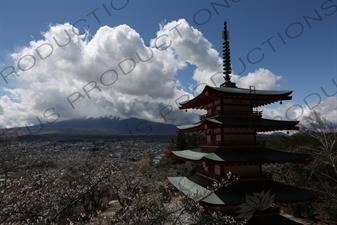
0;111;335;224
264;111;337;221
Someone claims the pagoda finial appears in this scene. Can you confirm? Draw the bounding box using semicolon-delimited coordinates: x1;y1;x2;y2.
220;21;236;88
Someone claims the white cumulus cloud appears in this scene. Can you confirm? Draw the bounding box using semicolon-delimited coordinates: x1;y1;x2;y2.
2;19;332;131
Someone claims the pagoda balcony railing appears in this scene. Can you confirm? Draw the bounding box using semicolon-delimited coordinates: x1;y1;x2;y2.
199;141;221;146
199;110;262;120
234;172;272;180
196;168;221;180
196;168;272;180
253;111;263;117
199;140;266;147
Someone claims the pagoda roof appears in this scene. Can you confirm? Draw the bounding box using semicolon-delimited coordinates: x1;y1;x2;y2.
172;147;310;164
179;86;293;109
209;86;293;96
168;174;318;206
167;176;213;202
177;117;299;132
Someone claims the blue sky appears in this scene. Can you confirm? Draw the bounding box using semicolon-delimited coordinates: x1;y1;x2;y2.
0;0;336;129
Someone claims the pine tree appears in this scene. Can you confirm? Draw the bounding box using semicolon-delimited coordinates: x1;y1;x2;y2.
175;133;187;150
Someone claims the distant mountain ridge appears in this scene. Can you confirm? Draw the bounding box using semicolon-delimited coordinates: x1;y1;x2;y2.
7;117;177;141
4;117;289;141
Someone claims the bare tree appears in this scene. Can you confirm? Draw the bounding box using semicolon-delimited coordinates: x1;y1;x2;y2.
0;138;245;225
264;111;337;221
299;111;337;220
0;142;120;224
301;111;337;179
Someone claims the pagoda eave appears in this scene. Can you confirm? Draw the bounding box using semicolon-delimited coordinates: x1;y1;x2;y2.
179;96;217;110
173;155;310;165
172;154;205;164
222;159;310;165
179;86;293;110
255;97;292;107
209;92;293;106
255;126;299;132
177;125;299;134
168;174;319;206
177;116;299;134
172;148;311;165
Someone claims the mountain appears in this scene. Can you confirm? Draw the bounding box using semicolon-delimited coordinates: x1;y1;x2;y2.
11;117;177;141
257;132;289;138
5;118;290;142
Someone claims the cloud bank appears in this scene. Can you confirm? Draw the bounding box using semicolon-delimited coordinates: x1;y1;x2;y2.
0;19;335;130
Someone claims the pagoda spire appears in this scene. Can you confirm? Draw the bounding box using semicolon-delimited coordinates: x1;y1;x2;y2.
220;21;236;88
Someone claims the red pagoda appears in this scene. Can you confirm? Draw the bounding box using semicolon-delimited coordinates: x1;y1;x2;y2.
168;22;318;223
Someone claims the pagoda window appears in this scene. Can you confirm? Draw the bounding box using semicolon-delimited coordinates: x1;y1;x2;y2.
216;105;221;113
207;135;211;142
202;162;209;172
215;165;221;175
214;128;221;133
216;134;221;142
